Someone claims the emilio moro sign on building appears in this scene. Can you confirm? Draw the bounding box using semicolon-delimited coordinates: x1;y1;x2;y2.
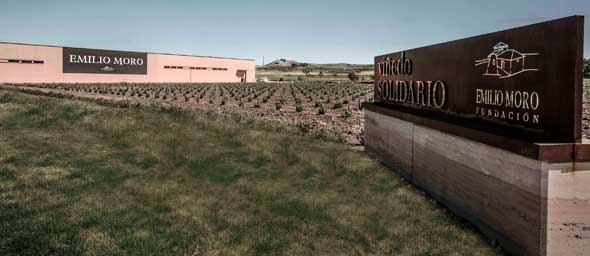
63;47;148;74
374;16;584;143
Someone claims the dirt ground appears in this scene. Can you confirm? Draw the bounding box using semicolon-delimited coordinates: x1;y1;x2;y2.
4;79;590;143
2;83;373;145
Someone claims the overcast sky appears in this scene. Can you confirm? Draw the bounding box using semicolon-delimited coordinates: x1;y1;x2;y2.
1;0;588;64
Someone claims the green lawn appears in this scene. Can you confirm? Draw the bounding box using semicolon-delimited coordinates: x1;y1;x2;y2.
0;90;498;255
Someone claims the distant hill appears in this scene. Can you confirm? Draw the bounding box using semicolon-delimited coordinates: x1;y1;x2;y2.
258;59;373;73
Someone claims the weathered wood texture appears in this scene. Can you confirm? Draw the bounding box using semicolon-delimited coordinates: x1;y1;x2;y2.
365;112;413;179
365;108;590;256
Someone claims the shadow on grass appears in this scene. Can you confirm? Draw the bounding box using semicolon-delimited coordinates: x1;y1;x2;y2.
0;201;84;255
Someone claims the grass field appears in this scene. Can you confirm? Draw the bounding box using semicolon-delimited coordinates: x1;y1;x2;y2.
0;90;498;255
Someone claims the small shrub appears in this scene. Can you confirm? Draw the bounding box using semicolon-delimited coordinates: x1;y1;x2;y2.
318;106;326;115
333;102;343;109
0;93;16;104
295;104;303;112
343;110;353;118
297;123;313;133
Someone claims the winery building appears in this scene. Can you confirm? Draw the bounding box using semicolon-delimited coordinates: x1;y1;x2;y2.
0;42;256;84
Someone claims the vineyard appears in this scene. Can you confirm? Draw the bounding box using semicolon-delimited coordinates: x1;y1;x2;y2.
5;80;590;143
2;82;374;144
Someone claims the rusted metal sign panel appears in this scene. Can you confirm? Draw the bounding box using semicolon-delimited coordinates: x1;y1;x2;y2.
374;16;584;143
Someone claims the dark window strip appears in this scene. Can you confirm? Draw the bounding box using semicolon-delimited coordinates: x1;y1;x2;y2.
3;59;44;64
163;66;228;70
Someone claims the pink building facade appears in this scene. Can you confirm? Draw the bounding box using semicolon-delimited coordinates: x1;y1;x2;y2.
0;42;256;84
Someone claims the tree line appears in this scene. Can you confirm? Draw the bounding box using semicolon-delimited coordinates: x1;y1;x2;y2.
585;58;589;78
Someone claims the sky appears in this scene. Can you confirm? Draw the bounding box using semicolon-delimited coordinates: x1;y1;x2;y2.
1;0;589;64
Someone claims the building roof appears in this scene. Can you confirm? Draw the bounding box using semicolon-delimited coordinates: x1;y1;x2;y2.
497;49;524;60
0;41;255;62
492;42;509;54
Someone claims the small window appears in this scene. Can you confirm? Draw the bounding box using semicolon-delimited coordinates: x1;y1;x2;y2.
6;59;44;64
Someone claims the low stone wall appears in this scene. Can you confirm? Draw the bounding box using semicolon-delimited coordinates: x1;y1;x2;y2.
365;107;590;256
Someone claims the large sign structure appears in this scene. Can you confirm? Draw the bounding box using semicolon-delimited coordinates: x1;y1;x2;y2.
63;47;148;75
374;16;584;144
365;16;589;256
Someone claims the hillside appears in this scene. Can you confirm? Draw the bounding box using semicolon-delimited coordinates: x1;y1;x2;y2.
258;59;373;73
257;59;374;82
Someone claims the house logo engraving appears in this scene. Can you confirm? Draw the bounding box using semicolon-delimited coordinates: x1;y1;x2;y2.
475;42;539;79
99;66;115;72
